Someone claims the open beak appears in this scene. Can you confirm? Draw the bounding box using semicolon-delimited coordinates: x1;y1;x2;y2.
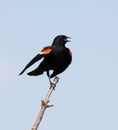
66;36;71;42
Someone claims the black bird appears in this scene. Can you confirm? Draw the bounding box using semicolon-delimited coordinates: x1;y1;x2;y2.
19;35;72;83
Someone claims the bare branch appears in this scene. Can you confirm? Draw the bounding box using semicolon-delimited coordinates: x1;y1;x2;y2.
31;76;59;130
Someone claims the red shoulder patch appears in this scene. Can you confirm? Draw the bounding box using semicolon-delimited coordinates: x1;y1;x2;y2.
69;50;72;56
39;48;52;55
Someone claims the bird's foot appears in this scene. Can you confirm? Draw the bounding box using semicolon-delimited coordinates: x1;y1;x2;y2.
49;76;59;90
50;82;56;90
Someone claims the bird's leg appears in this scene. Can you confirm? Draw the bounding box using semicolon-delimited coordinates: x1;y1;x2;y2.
46;71;52;86
46;71;55;89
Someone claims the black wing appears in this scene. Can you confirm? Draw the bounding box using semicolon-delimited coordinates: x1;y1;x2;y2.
19;54;44;75
19;47;53;75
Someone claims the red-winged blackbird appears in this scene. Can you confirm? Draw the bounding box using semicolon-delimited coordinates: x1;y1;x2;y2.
19;35;72;81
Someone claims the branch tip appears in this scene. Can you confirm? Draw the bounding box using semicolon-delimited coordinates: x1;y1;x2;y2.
54;76;59;82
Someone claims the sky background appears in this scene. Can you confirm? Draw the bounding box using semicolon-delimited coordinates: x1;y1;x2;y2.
0;0;118;130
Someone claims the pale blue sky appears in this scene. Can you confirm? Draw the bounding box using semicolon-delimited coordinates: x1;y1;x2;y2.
0;0;118;130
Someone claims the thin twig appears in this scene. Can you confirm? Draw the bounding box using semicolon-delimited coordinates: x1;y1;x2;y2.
31;76;59;130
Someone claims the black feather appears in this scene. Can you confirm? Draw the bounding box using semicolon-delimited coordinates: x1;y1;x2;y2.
19;54;44;75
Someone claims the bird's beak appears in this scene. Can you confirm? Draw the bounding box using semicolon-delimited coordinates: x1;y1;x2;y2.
66;37;71;42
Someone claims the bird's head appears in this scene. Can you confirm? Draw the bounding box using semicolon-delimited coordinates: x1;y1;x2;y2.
52;35;70;47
